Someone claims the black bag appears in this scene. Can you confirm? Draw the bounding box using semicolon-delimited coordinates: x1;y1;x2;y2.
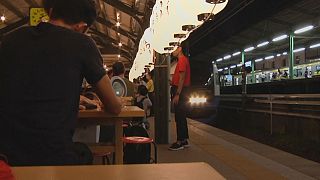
123;125;151;164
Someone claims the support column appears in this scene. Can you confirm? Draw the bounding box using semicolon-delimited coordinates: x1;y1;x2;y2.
154;52;169;144
289;33;295;79
241;50;245;65
251;60;255;83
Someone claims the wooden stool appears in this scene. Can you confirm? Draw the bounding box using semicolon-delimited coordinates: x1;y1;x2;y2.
122;136;157;163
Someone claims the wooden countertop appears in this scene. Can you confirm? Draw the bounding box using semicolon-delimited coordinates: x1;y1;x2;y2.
78;106;145;118
12;162;225;180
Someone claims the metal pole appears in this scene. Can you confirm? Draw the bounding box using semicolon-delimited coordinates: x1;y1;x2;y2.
289;33;295;79
251;60;255;84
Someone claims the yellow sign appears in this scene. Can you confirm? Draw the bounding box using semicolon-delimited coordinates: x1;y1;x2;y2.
29;8;49;26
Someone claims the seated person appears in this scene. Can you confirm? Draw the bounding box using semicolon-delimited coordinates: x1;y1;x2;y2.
133;85;152;129
112;61;134;97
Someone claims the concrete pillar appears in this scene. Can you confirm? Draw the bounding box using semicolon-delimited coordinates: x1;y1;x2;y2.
154;52;170;144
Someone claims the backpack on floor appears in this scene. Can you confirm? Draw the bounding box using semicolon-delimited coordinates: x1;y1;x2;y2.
123;125;151;164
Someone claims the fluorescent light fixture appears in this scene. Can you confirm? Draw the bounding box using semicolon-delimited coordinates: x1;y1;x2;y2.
310;43;320;49
216;58;223;62
230;65;236;69
282;52;288;55
224;55;231;60
218;69;223;72
257;41;269;48
237;63;242;67
293;48;305;53
212;61;215;64
244;46;255;52
254;58;263;62
272;34;288;42
207;78;211;82
294;25;314;34
232;51;241;56
224;67;228;70
277;54;281;57
265;56;274;60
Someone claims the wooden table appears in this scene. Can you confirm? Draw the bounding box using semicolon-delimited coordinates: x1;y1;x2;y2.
78;106;144;164
12;162;225;180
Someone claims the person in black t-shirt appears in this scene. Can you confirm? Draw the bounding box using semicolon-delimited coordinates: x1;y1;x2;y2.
0;0;122;166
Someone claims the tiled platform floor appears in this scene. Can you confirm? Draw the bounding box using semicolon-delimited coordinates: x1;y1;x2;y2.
147;115;320;180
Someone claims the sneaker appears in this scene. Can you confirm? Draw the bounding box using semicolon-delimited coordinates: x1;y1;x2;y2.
181;140;190;148
168;142;184;151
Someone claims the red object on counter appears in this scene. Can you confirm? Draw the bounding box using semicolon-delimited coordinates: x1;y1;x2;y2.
0;161;15;180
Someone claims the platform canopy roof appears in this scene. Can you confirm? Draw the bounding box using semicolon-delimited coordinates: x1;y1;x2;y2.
187;0;320;83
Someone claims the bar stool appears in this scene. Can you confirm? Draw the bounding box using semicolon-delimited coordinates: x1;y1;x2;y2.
122;136;157;163
92;151;113;165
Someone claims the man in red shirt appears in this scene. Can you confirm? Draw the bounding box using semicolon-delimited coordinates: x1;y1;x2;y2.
169;41;191;150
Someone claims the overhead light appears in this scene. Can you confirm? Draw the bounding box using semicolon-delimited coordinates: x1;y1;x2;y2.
272;34;288;42
0;15;5;22
257;41;269;48
164;47;174;51
198;13;214;21
224;67;228;70
276;54;281;57
212;61;215;64
282;52;288;55
206;0;227;4
223;55;231;60
294;25;314;34
117;33;120;36
116;22;121;27
218;69;223;72
118;42;122;47
265;56;274;60
216;58;223;62
310;43;320;49
169;42;179;46
116;12;120;20
182;25;196;31
244;46;254;52
232;51;241;56
237;63;242;67
255;58;263;62
293;47;305;53
230;65;236;69
118;54;121;58
174;33;186;38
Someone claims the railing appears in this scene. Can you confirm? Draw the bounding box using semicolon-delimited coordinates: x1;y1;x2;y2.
218;94;320;134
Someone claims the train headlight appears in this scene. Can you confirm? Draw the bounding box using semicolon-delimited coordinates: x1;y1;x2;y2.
189;96;207;105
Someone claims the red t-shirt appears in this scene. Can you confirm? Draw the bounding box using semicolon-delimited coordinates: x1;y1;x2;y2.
172;55;191;87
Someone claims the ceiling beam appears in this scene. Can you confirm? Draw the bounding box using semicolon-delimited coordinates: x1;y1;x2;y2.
93;36;132;63
268;17;293;27
96;16;136;43
102;0;143;30
0;0;25;18
0;16;29;38
23;0;39;7
90;28;133;53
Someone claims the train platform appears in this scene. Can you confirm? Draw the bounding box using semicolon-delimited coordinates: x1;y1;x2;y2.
147;115;320;180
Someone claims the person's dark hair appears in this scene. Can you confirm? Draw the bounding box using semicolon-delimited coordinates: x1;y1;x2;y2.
112;61;125;76
179;40;189;57
138;85;148;96
43;0;97;26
